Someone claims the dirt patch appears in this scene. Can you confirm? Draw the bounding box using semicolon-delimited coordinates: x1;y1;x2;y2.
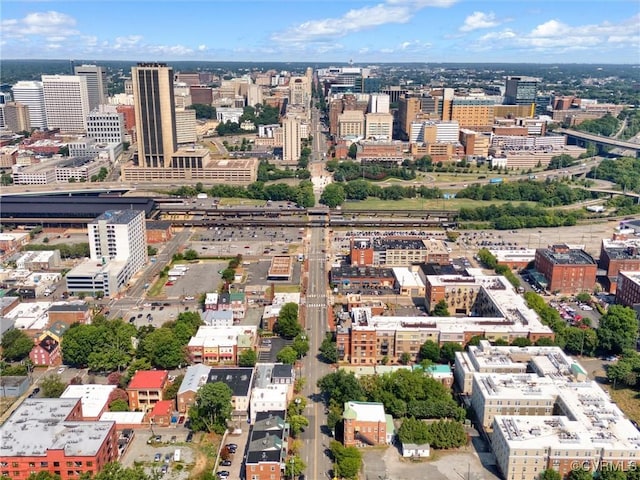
189;432;221;479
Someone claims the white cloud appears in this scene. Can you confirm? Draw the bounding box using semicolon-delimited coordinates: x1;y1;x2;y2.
197;44;207;51
471;14;640;57
1;11;78;39
459;11;500;32
272;0;457;43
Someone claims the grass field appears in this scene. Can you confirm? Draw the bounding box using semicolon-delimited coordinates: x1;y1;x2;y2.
601;384;640;424
218;198;266;207
340;197;537;211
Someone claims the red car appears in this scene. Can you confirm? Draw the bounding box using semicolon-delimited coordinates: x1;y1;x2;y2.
165;282;174;287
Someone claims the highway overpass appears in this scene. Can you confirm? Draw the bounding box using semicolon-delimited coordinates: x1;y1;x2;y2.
557;128;640;155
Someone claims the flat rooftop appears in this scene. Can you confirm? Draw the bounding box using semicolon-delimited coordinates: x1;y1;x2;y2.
0;398;114;457
538;246;596;265
267;256;293;278
92;209;143;224
207;367;254;397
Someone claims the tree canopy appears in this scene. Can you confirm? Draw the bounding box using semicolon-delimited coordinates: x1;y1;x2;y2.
274;302;302;338
188;382;233;434
1;328;34;361
597;305;639;355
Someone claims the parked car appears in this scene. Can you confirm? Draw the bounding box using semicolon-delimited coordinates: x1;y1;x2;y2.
220;460;232;467
216;472;230;479
161;465;168;474
185;432;193;443
154;453;162;462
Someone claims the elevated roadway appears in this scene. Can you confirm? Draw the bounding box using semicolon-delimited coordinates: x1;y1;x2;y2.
557;128;640;155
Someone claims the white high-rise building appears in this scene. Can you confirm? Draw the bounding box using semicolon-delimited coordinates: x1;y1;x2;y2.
42;75;90;133
86;105;125;145
12;81;47;130
283;115;301;163
66;210;147;297
369;93;390;114
364;113;393;140
74;64;108;111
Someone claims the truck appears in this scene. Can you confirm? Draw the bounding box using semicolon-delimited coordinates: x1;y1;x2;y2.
173;449;181;462
489;177;503;184
587;205;605;213
196;193;208;199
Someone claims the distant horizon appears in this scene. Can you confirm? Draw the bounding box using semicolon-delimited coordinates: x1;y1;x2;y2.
2;1;638;64
2;59;638;67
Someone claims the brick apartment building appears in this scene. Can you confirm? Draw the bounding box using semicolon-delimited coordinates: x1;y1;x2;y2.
343;401;394;447
126;370;169;412
534;244;597;294
598;236;640;293
0;398;118;480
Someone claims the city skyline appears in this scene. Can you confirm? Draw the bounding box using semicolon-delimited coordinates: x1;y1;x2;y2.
1;1;639;64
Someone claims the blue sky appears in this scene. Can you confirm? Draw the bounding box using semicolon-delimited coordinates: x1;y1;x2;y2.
1;0;639;63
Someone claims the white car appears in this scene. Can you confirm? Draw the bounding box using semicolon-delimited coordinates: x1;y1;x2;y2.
57;366;65;374
184;296;195;301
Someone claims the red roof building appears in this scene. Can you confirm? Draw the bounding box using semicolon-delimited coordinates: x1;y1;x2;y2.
127;370;168;412
148;399;174;427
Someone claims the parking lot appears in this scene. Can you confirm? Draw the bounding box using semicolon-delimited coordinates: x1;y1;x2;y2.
191;226;305;259
120;427;195;480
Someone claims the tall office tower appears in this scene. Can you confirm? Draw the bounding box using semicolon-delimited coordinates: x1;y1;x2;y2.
289;76;311;107
86;105;125;144
89;210;147;277
364;113;393;140
504;76;539;106
368;93;390;114
74;64;108;111
131;63;177;168
398;95;422;140
283;115;301;163
246;84;263;107
451;97;494;131
5;102;31;133
42;75;90;133
12;81;47;130
0;93;6;128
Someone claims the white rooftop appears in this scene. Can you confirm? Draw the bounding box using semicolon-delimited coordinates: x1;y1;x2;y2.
4;301;50;330
392;267;425;288
344;401;387;423
99;411;145;424
188;325;257;348
61;384;116;418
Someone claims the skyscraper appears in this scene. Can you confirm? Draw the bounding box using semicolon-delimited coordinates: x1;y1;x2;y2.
74;64;108;111
283;115;301;163
132;63;177;168
504;76;539;106
42;75;90;133
11;81;47;130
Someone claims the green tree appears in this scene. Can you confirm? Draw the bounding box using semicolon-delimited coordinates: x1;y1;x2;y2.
539;469;562;480
319;183;345;208
238;348;257;367
576;292;591;303
274;302;302;339
292;334;310;358
347;143;358;159
288;414;309;437
510;337;532;348
220;268;235;283
597;305;639;354
330;441;362;480
319;333;338;363
276;346;298;365
566;469;593;480
183;249;198;261
397;417;430;444
419;340;440;363
431;300;450;317
284;456;306;479
318;370;366;407
564;327;598;356
26;473;60;480
92;462;149;480
440;342;463;363
400;352;412;365
108;399;129;412
423;420;467;449
189;382;233;434
137;328;185;369
598;468;626;480
41;374;66;398
1;328;34;361
163;374;183;400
